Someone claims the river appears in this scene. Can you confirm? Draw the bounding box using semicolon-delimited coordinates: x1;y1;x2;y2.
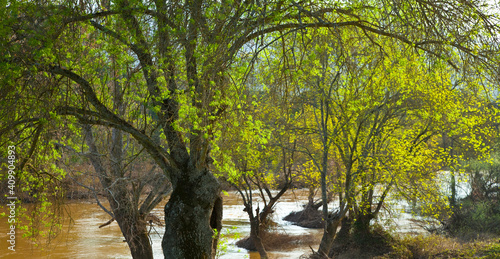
0;189;433;258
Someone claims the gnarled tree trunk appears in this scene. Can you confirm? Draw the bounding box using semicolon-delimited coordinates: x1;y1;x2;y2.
316;213;342;258
162;166;222;259
353;213;375;242
332;214;352;246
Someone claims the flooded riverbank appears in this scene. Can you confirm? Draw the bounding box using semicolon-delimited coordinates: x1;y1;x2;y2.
0;189;430;258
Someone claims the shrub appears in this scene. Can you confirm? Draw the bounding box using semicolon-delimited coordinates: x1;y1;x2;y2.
448;198;500;239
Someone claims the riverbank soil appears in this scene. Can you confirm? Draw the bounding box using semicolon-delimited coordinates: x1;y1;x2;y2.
376;234;500;259
306;224;500;259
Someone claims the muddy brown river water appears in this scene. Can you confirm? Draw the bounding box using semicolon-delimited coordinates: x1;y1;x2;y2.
1;189;429;258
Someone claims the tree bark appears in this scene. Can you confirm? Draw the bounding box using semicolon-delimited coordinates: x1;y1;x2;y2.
333;215;352;245
250;216;268;259
211;195;223;259
83;125;155;259
352;213;375;242
162;166;221;259
316;212;342;258
114;209;154;259
327;215;353;258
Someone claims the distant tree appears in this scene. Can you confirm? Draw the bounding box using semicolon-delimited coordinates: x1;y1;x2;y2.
261;21;499;256
213;87;300;258
56;49;170;258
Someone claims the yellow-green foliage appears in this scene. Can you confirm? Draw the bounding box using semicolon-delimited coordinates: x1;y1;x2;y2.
0;126;67;247
212;93;274;188
294;160;321;191
259;24;498;224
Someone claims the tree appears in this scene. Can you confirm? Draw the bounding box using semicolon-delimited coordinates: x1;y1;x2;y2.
260;17;499;256
213;84;300;258
2;0;499;258
56;49;171;257
0;3;69;243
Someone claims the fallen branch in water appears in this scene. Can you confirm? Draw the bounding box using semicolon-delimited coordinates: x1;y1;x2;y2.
98;213;164;228
99;217;115;228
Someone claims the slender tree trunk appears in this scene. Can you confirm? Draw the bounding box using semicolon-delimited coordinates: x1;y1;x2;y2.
114;207;154;259
250;217;268;259
84;125;155;259
317;170;350;257
316;97;336;258
450;172;457;207
162;166;221;259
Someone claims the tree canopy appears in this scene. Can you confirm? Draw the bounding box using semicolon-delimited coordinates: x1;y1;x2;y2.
1;0;499;258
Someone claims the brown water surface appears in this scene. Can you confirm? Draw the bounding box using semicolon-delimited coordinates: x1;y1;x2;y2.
1;189;431;258
1;201;131;258
1;190;324;258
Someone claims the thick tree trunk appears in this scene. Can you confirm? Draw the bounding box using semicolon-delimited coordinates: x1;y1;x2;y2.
353;213;374;243
333;215;352;245
128;231;154;259
328;215;352;258
316;213;342;258
162;166;221;259
211;195;223;259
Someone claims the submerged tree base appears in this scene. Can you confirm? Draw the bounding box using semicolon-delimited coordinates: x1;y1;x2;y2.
283;209;324;229
236;232;318;252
